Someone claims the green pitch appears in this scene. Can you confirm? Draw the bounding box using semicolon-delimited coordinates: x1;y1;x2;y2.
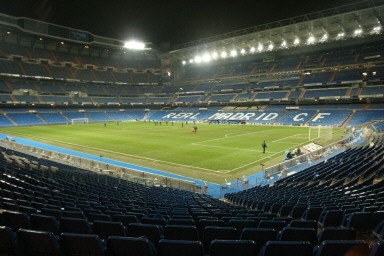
0;122;345;184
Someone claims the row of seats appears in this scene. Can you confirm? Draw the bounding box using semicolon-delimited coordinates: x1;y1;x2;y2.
1;227;384;256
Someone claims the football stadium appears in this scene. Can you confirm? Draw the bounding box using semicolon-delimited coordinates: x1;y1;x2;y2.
0;0;383;255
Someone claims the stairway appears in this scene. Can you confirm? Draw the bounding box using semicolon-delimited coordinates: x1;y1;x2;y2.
4;81;13;91
36;114;48;124
328;72;336;84
16;62;27;75
298;90;306;99
4;114;17;126
341;111;355;127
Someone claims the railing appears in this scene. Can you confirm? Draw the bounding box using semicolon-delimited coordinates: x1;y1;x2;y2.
263;130;361;179
0;139;197;193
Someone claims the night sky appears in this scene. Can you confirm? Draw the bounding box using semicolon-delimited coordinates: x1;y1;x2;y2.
1;0;364;46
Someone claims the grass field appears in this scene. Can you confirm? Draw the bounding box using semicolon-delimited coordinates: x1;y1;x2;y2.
0;122;346;184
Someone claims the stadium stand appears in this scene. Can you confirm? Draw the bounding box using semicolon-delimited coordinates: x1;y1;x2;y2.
0;3;383;255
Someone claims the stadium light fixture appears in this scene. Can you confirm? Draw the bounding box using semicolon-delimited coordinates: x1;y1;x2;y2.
320;34;328;42
211;52;218;60
293;38;300;45
257;43;264;52
123;40;145;50
230;49;238;57
336;32;345;39
38;37;43;41
240;48;246;55
373;71;377;75
202;53;211;62
194;55;202;63
372;25;382;34
250;47;256;53
6;31;11;34
280;40;287;48
268;43;274;51
221;51;228;58
353;28;363;36
60;41;65;45
307;35;315;44
182;60;186;65
189;59;194;64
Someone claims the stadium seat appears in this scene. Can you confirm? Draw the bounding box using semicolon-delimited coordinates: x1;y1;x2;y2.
17;229;62;256
164;225;199;241
240;228;277;254
30;214;60;234
60;217;92;234
314;240;370;256
168;218;195;226
258;220;287;231
203;226;237;250
158;239;204;256
0;226;17;255
318;227;356;242
259;241;313;256
60;233;105;256
126;223;162;244
209;240;257;256
112;214;139;226
288;220;318;230
92;221;126;239
107;236;157;256
277;227;317;244
0;211;31;232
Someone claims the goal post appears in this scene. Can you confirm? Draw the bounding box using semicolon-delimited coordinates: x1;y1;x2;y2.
70;118;89;125
308;126;333;142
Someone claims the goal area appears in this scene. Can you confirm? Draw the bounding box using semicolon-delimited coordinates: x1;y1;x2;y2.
70;118;89;125
308;126;333;142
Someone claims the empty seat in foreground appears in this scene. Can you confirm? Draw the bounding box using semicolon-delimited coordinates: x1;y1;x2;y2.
92;221;126;239
317;227;356;242
210;240;257;256
60;233;105;256
314;240;370;256
17;229;62;256
60;217;92;234
107;236;157;256
0;226;17;255
164;225;199;241
158;239;204;256
259;241;313;256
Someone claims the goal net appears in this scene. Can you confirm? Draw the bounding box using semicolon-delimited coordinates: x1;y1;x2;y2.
308;126;333;142
71;118;89;125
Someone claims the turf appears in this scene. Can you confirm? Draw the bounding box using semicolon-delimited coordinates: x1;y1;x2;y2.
0;122;346;184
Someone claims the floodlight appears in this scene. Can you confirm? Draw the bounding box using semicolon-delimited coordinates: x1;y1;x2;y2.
373;71;377;75
257;44;264;52
307;35;315;44
353;28;363;36
123;40;145;50
250;47;256;53
221;51;228;58
362;72;368;76
293;38;300;45
211;52;218;59
372;25;382;33
281;40;287;48
268;43;274;50
320;34;328;42
189;59;194;64
240;48;246;55
230;49;237;57
167;72;171;76
336;32;345;38
202;53;211;62
194;55;202;63
182;60;186;65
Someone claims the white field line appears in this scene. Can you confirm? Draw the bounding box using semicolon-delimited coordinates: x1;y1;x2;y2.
191;143;280;153
195;129;276;144
230;140;310;171
3;131;229;174
272;133;304;143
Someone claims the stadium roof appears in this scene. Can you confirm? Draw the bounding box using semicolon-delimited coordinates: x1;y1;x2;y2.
167;0;384;62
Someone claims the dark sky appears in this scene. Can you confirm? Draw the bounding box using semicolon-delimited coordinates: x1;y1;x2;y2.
1;0;364;47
